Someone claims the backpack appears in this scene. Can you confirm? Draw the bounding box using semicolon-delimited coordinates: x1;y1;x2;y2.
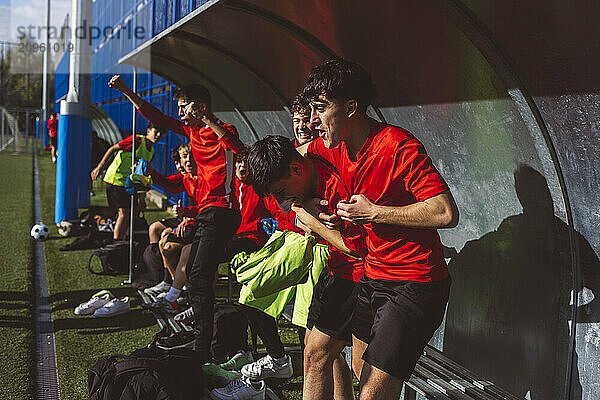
88;241;140;276
88;347;204;400
132;243;165;290
59;229;113;252
211;304;249;364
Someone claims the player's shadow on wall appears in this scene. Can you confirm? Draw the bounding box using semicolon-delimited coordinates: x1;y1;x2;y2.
444;164;599;400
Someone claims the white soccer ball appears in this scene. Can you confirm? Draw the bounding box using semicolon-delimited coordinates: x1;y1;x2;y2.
31;224;50;241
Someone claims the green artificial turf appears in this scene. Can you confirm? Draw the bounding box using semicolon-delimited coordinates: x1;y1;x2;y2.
0;153;35;400
35;154;306;398
37;156;170;399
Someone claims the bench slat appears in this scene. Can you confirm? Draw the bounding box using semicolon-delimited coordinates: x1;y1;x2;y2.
423;346;520;400
418;356;498;400
406;375;452;400
413;364;477;400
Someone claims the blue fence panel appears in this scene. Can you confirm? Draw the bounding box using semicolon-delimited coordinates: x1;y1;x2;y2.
153;0;167;36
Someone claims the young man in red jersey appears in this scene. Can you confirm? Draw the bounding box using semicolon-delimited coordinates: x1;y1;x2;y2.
48;113;58;162
298;59;459;400
108;75;242;362
291;94;319;147
247;135;366;400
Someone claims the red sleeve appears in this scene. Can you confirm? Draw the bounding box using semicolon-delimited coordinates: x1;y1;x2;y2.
138;101;186;136
396;140;448;202
218;124;245;154
150;170;185;193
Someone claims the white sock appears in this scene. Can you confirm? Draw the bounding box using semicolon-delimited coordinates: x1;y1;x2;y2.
164;287;181;303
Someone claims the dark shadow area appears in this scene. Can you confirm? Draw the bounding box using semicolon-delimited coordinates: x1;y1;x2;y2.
444;165;600;399
0;290;30;301
53;310;156;334
0;301;32;311
0;315;33;329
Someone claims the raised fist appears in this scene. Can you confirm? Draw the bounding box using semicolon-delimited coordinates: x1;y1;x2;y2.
108;75;128;92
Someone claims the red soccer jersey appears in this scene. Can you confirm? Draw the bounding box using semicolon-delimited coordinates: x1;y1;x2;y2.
150;170;200;218
307;121;449;282
310;157;365;282
138;102;242;213
48;119;58;137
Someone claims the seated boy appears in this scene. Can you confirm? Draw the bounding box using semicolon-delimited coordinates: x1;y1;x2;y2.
144;143;200;311
246;135;366;400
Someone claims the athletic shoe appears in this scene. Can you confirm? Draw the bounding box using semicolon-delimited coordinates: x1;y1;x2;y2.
74;290;113;315
91;297;130;318
210;377;265;400
220;350;254;371
174;306;194;325
144;281;171;296
155;291;167;300
202;363;242;382
142;297;178;314
156;330;195;350
241;354;293;380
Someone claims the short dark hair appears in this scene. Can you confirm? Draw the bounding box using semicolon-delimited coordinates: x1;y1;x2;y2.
171;142;191;162
173;84;212;108
290;94;310;116
236;145;250;163
246;135;301;197
170;148;180;162
147;122;166;134
302;58;377;112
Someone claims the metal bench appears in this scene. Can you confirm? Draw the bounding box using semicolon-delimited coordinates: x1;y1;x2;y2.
403;345;519;400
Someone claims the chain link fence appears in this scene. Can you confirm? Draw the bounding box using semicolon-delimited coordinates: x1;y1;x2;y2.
0;106;44;154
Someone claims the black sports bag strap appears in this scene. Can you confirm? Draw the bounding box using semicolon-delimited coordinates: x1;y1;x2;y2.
87;250;104;275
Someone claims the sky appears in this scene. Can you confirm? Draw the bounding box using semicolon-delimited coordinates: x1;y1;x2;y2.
0;0;72;44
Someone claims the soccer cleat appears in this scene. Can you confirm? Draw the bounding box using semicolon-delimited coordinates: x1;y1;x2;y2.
144;281;171;296
142;297;178;314
174;306;194;325
91;297;130;317
209;377;265;400
155;330;195;350
74;290;113;315
220;350;254;371
241;354;293;380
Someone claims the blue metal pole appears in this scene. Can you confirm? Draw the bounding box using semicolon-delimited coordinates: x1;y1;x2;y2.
55;110;82;222
55;0;93;223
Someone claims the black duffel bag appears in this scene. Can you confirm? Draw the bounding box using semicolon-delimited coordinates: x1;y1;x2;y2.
87;241;139;276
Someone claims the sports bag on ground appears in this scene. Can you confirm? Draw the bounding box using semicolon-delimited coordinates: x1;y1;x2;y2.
88;346;204;400
88;241;139;276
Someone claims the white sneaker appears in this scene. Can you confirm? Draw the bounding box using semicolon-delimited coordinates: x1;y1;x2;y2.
92;297;130;317
144;281;171;296
74;290;113;315
210;377;265;400
174;306;194;324
241;354;293;380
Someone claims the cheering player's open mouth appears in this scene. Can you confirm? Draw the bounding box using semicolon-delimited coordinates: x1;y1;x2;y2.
239;167;248;179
